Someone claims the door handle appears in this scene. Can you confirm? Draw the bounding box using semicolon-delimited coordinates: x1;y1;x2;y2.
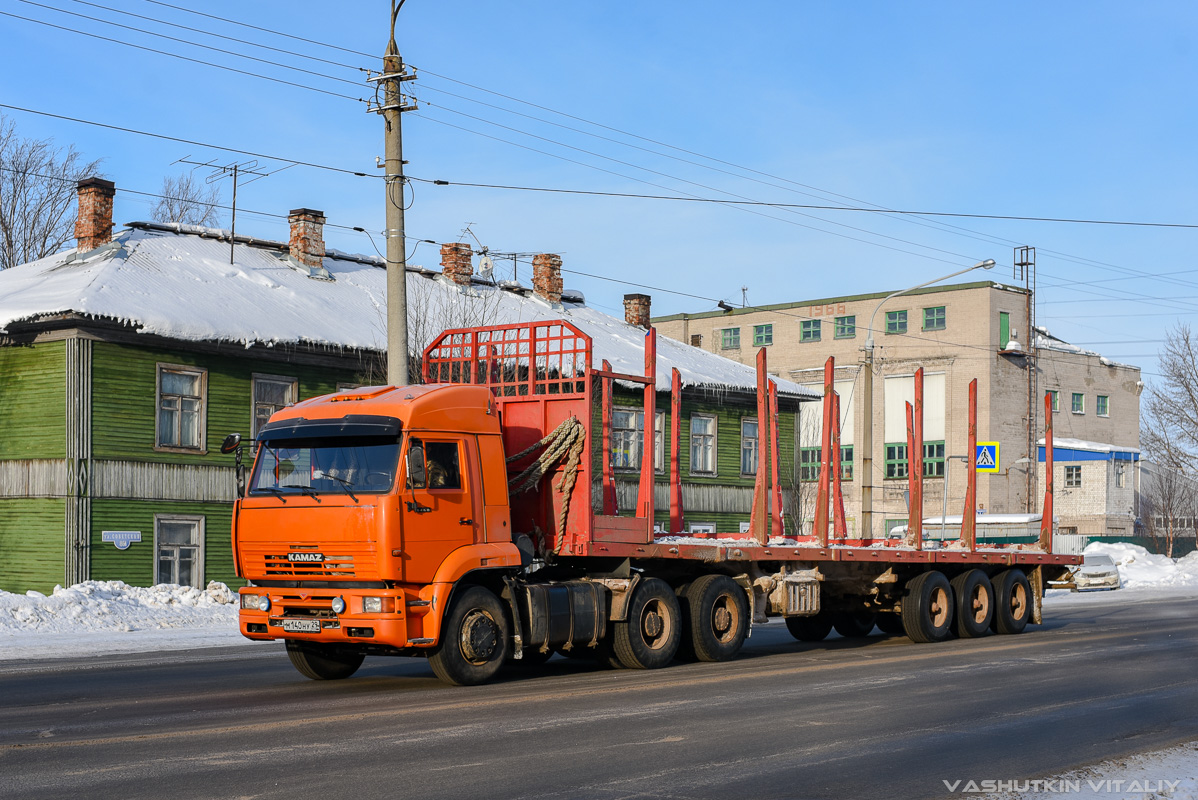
406;501;432;514
459;517;473;526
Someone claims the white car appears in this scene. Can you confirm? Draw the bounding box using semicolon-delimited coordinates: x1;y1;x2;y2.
1073;553;1122;591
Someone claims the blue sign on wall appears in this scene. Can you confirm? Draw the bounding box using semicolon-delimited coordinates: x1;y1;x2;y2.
101;530;142;550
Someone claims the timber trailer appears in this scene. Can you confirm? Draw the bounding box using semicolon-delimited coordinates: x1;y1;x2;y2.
225;320;1077;685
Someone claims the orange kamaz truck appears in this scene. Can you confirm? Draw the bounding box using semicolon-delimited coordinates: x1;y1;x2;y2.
227;320;1077;685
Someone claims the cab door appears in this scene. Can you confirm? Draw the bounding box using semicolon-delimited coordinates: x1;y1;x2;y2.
399;435;479;583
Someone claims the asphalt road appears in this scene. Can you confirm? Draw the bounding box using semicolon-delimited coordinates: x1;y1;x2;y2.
2;592;1197;800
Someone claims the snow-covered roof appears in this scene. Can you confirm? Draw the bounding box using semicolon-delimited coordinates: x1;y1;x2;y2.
1038;437;1140;454
0;223;814;398
1034;326;1138;370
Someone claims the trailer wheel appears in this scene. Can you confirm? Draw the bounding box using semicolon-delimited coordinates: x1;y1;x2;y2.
875;613;905;636
684;575;749;662
613;578;681;669
901;571;954;643
428;586;509;686
990;569;1032;635
951;570;994;639
785;612;833;642
832;610;877;638
285;640;364;680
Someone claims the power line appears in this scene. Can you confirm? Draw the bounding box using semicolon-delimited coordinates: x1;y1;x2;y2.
0;10;365;103
0;103;375;179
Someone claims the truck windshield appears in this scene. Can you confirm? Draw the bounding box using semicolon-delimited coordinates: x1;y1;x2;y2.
249;437;401;496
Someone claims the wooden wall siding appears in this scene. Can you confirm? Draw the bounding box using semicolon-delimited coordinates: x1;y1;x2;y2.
0;340;66;458
0;460;68;497
90;341;357;465
65;337;93;585
90;499;240;588
0;499;66;593
92;461;236;502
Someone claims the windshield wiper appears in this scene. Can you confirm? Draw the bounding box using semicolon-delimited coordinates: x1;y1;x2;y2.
256;487;288;503
296;485;321;502
322;473;358;502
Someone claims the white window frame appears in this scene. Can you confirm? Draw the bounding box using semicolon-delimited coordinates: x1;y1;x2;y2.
690;413;718;476
741;417;759;476
611;406;665;475
155;363;208;453
154;514;204;589
689;523;716;534
252;373;299;440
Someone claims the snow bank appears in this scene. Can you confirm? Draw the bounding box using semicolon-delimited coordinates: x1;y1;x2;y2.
989;740;1198;800
1083;542;1198;590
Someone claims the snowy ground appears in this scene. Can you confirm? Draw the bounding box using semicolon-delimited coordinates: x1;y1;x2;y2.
981;741;1198;799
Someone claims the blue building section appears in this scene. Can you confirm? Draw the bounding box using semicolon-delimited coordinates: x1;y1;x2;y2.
1038;446;1138;462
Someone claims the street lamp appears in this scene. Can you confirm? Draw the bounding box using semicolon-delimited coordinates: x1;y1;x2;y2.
860;258;996;539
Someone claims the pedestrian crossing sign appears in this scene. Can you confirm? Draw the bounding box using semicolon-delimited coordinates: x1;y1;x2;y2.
976;442;999;472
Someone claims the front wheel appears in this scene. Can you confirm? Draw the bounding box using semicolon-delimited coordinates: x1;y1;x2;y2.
428;586;510;686
285;640;364;680
613;578;682;669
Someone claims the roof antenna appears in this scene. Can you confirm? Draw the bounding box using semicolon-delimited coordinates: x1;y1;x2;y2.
176;156;272;264
741;286;749;308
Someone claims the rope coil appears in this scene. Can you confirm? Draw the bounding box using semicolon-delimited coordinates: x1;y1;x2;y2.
507;417;586;555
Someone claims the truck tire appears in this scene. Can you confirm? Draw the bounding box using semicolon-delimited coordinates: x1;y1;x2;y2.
875;613;905;636
685;574;749;662
613;577;681;669
990;569;1032;635
285;640;364;680
832;610;877;638
428;585;510;686
901;570;954;643
785;611;833;642
951;570;994;639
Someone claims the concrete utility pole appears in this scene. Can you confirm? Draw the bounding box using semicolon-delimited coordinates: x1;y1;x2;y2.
373;0;416;385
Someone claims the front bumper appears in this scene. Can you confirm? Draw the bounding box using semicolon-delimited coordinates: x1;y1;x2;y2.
238;587;426;647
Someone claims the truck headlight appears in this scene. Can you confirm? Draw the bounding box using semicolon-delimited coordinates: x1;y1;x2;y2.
241;593;261;610
331;596;346;615
258;595;271;612
363;597;382;613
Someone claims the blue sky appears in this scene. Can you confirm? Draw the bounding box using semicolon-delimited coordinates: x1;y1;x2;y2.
3;1;1196;376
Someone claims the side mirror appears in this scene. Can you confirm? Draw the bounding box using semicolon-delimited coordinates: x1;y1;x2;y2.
407;440;426;488
220;433;242;455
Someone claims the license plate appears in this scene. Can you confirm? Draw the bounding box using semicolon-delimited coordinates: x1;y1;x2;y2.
282;618;321;633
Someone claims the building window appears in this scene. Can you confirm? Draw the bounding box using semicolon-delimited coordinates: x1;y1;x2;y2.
923;306;946;331
156;364;206;451
1048;390;1060;412
689;523;716;534
1065;465;1082;487
799;447;820;482
753;324;773;346
689;414;716;474
612;408;664;473
885;443;908;479
1071;393;1085;414
252;374;298;440
801;320;821;342
155;515;203;588
834;315;855;339
1115;464;1126;488
741;418;758;475
923;441;945;477
1097;395;1109;417
840;445;854;480
885;310;907;335
721;328;740;349
690;334;702;347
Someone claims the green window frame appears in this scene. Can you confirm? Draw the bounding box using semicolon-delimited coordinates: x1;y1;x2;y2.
923;441;945;478
923;306;946;331
1048;390;1060;412
885;443;908;479
885;310;907;335
721;327;740;349
753;324;773;346
834;315;855;339
1071;392;1085;414
799;447;820;482
840;445;854;480
1097;395;1109;417
801;319;821;342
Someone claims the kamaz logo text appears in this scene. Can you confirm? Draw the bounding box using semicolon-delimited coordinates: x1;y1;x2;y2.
287;552;325;563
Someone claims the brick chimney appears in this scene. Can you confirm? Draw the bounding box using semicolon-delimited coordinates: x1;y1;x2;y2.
532;253;562;305
288;208;325;270
623;293;652;329
75;177;115;252
440;242;473;286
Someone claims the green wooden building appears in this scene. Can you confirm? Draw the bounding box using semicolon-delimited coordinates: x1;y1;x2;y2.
0;182;813;594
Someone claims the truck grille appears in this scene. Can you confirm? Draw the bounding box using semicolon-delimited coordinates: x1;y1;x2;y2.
241;544;378;579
